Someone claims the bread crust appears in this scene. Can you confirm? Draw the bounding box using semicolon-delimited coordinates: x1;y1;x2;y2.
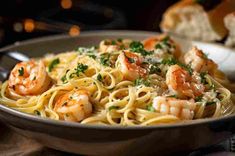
224;12;235;47
161;0;235;41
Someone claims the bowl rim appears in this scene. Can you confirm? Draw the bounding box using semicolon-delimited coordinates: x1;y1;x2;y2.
1;30;235;130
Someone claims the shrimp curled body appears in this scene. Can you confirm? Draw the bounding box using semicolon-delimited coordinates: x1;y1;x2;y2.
153;96;196;120
54;89;92;122
184;47;218;75
8;60;51;96
116;51;147;81
166;65;204;98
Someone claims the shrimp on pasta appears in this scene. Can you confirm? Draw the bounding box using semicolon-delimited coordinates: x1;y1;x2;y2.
54;89;92;122
0;34;234;126
8;60;51;96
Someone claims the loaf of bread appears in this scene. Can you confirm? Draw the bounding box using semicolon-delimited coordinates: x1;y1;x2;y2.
160;0;235;42
224;12;235;47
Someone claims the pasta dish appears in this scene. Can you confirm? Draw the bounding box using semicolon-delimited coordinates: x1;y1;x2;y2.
0;34;234;126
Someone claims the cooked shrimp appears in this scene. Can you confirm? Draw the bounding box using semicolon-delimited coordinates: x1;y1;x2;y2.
184;47;218;75
166;65;204;98
99;39;132;53
54;89;92;122
143;34;181;58
153;96;196;120
8;60;51;96
116;51;147;81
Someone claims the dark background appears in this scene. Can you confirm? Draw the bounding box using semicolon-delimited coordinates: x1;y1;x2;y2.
0;0;178;47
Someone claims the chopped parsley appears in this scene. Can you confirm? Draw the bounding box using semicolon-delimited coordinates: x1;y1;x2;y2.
178;62;193;75
100;54;110;66
134;78;151;86
117;38;123;42
161;58;193;75
34;110;41;116
167;95;177;98
210;83;215;90
88;54;96;59
200;72;207;84
195;96;203;102
124;52;135;63
161;58;177;65
146;104;155;112
149;64;161;74
18;67;24;76
206;101;216;106
129;41;153;56
120;45;125;50
61;75;67;83
48;58;60;72
162;36;171;48
97;73;103;82
75;63;88;76
155;43;163;49
77;46;96;54
111;40;116;45
109;106;119;111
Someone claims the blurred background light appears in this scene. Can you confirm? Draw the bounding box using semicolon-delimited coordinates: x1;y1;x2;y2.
24;19;35;33
69;25;80;36
61;0;73;9
0;0;178;47
13;22;23;32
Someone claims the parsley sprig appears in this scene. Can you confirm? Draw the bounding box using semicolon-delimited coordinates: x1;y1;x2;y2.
161;58;193;75
100;53;110;66
146;104;155;112
134;77;151;86
18;67;24;76
129;41;153;56
75;63;88;76
48;58;60;72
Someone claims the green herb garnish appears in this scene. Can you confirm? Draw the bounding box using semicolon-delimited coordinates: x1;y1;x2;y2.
88;54;96;59
161;58;193;75
195;96;203;102
129;41;153;56
146;104;155;112
149;64;161;74
100;54;110;66
109;106;119;111
155;43;163;49
111;40;116;45
206;101;216;106
134;78;151;86
61;75;67;83
178;62;193;75
123;52;135;63
48;58;60;72
75;63;88;76
34;110;41;116
97;73;103;82
167;95;177;98
18;67;24;76
162;36;171;47
117;38;123;42
77;46;96;54
210;83;215;90
200;72;207;84
161;58;177;65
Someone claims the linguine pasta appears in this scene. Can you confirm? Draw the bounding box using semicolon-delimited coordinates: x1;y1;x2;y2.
0;34;234;126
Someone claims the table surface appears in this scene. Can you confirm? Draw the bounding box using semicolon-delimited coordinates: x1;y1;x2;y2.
0;122;234;156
